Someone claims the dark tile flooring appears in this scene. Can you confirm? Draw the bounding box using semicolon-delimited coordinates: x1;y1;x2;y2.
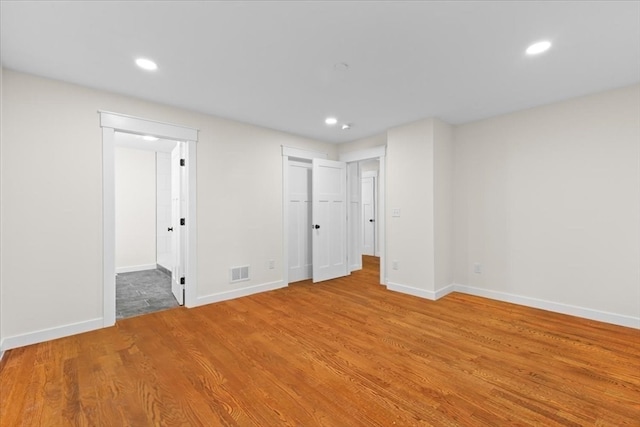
116;269;179;320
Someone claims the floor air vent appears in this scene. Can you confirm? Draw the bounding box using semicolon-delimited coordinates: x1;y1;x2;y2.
230;265;250;283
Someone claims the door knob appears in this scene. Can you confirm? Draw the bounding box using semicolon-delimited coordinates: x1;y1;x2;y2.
168;227;174;232
369;219;375;222
313;224;320;229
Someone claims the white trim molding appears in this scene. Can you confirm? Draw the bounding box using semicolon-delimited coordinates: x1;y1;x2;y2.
387;282;439;300
195;281;286;307
282;146;327;160
454;284;640;329
435;284;456;299
99;110;198;141
0;318;104;352
386;280;638;329
116;264;157;274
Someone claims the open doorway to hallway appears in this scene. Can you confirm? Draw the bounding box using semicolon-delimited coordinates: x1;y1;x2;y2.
114;132;182;319
360;158;381;281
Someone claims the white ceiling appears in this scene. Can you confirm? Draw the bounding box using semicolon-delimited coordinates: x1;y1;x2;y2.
1;1;639;144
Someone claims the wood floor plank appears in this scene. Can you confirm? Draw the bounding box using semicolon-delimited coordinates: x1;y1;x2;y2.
1;256;639;426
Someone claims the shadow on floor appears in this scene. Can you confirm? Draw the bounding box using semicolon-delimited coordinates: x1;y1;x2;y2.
116;269;179;320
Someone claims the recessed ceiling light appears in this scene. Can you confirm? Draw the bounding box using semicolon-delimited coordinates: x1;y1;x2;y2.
135;58;158;71
341;124;351;130
334;62;349;72
142;135;159;141
526;41;551;55
325;117;338;126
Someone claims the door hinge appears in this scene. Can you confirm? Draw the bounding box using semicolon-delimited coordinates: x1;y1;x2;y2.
180;277;185;285
180;218;186;226
180;159;185;166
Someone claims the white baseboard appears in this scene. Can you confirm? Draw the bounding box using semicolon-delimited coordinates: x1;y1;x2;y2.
386;282;455;300
193;280;286;307
454;284;640;329
0;318;104;352
435;283;456;299
386;282;433;300
116;264;157;274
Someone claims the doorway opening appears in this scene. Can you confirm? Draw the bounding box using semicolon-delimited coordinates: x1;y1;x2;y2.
99;111;198;327
114;132;183;319
360;160;381;280
282;145;386;286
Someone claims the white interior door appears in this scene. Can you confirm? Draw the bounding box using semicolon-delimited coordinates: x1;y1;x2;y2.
312;158;348;283
288;161;312;282
170;143;185;305
361;175;376;256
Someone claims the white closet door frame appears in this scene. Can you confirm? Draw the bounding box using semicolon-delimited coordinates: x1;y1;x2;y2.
99;111;198;326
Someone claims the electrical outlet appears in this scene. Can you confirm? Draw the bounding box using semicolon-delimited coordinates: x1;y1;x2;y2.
473;263;482;274
392;260;399;270
392;208;401;217
268;260;275;269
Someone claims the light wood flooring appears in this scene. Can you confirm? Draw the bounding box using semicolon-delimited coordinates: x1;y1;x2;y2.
1;256;639;426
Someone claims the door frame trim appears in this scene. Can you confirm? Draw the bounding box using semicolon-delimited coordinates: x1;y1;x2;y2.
99;111;198;326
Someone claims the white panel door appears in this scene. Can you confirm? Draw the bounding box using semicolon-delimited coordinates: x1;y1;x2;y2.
312;158;348;283
170;143;184;305
288;161;312;282
361;176;376;256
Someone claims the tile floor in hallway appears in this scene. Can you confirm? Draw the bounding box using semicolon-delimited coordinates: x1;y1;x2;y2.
116;269;179;319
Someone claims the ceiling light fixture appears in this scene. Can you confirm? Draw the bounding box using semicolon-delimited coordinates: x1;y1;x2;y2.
142;135;159;141
526;41;552;55
341;124;351;130
325;117;338;126
135;58;158;71
334;62;349;72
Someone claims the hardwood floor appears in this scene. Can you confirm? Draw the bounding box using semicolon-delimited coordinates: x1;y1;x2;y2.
1;256;639;426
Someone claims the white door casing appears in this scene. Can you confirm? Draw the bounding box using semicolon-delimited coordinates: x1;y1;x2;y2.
170;143;185;305
99;111;198;326
361;174;376;256
288;160;312;282
312;158;348;283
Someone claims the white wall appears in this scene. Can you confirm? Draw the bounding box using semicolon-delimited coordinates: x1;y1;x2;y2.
384;118;454;298
0;69;337;348
115;147;157;272
386;118;436;293
338;133;387;155
434;120;454;291
454;84;640;325
156;152;172;269
0;65;4;357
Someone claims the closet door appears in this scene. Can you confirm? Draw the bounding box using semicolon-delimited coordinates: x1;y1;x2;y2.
312;159;348;282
